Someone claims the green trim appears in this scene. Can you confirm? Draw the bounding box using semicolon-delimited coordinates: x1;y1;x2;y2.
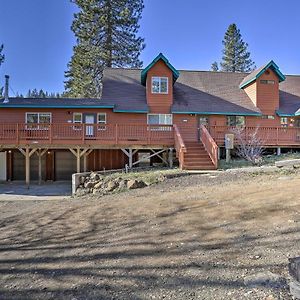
239;60;286;89
0;104;115;109
171;110;262;116
141;53;180;86
114;109;148;113
276;110;296;117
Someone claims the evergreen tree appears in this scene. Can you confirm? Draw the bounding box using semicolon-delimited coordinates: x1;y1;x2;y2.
0;44;4;67
220;24;255;72
211;61;219;71
64;0;145;98
26;89;60;98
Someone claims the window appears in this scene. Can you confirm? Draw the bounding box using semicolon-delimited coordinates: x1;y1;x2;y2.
151;77;168;94
261;115;275;120
260;80;275;85
97;113;106;124
147;114;172;125
73;113;82;123
26;112;51;129
280;117;288;127
226;116;245;127
147;114;172;131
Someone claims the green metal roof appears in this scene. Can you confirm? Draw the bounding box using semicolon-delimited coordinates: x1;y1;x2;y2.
239;60;286;89
141;53;180;86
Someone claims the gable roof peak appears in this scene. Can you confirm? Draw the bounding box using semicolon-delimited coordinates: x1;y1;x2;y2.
141;53;180;86
239;60;286;89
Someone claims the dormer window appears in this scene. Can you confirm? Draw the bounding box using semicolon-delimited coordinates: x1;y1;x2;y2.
151;77;168;94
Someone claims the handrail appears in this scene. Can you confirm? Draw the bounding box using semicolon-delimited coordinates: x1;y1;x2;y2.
200;124;218;168
0;123;174;146
173;124;186;169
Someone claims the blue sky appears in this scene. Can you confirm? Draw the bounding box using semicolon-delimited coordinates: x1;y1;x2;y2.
0;0;299;95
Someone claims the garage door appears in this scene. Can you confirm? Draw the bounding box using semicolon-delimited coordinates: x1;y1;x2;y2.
0;152;6;181
55;151;76;180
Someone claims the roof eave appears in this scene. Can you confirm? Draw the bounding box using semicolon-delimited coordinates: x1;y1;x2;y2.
141;53;180;86
239;60;286;89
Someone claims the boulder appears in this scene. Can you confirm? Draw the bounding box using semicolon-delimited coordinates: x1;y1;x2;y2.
84;181;94;189
94;181;103;189
90;172;100;181
127;179;147;190
118;179;128;190
105;180;119;192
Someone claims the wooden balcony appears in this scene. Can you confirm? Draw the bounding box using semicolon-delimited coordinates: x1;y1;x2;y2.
208;126;300;147
0;123;174;148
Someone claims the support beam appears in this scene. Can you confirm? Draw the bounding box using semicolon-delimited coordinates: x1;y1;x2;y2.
128;148;133;169
277;147;281;156
83;149;93;172
150;149;168;165
168;148;174;168
36;149;48;185
132;149;166;166
25;148;30;187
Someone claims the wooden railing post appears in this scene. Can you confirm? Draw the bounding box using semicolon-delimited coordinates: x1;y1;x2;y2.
16;123;19;144
82;124;85;143
49;124;52;144
276;127;279;145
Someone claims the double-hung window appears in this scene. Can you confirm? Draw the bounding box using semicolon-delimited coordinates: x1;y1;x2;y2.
97;113;106;130
73;113;82;130
151;77;168;94
26;112;51;129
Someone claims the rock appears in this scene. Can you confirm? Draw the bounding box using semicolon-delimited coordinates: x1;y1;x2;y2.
90;172;100;181
127;179;147;190
278;176;292;180
118;179;128;190
84;181;94;189
79;176;86;184
244;271;286;288
105;180;119;192
75;188;89;197
94;181;103;189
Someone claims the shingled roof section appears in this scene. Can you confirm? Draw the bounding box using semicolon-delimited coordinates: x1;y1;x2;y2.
101;68;148;112
278;75;300;116
172;70;261;115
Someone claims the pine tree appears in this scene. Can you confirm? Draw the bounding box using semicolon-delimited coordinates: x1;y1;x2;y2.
220;24;255;72
0;44;4;67
26;89;60;98
211;61;219;71
64;0;145;98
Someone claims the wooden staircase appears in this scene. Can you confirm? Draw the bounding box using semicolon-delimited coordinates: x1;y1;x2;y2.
174;124;218;170
182;142;216;170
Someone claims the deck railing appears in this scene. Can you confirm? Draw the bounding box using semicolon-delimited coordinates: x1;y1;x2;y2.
0;123;174;146
208;126;300;146
200;124;218;168
174;124;187;169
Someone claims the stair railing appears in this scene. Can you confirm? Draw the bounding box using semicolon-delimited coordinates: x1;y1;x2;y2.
200;124;218;168
174;125;187;169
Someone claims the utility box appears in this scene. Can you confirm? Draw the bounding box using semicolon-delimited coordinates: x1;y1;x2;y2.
225;134;234;149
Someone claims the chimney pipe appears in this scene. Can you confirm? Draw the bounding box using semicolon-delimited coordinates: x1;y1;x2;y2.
3;75;9;103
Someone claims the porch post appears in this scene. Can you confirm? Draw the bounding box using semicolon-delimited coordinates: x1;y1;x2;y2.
277;147;281;156
77;148;81;173
38;150;42;185
168;148;174;168
25;147;30;187
129;148;133;169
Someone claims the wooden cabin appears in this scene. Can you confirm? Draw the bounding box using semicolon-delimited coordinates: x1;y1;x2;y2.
1;53;300;183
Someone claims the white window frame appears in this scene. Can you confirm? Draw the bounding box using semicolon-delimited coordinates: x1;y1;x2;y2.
147;114;173;125
73;113;82;124
97;113;106;124
25;112;52;129
97;113;107;131
151;77;168;94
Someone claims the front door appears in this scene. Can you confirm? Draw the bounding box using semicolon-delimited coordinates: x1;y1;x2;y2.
85;115;95;136
198;116;209;140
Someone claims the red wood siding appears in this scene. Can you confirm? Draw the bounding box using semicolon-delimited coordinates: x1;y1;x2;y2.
146;60;173;113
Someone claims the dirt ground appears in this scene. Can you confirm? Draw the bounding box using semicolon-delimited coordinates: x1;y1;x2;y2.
0;171;299;299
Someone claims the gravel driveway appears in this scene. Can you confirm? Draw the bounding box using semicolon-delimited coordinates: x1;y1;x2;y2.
0;172;298;299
